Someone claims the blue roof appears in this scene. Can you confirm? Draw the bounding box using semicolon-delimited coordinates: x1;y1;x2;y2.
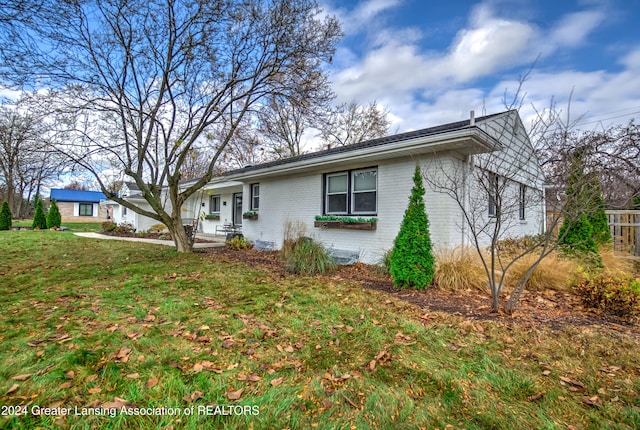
50;189;106;203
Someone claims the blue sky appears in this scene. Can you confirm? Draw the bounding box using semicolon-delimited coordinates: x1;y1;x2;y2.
321;0;640;132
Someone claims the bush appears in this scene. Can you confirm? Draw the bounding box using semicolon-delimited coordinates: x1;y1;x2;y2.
32;198;47;230
433;247;486;291
101;221;117;232
114;222;135;235
46;199;62;228
149;223;167;233
226;235;253;250
389;165;435;289
574;271;640;317
0;202;12;230
283;237;335;275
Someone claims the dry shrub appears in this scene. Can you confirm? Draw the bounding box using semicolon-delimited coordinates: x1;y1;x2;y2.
508;253;578;292
433;247;486;291
600;246;637;274
148;223;167;233
281;218;308;260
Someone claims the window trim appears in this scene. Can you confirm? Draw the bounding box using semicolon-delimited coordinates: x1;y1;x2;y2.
323;167;378;216
250;183;260;211
209;194;221;214
325;172;349;215
79;202;94;217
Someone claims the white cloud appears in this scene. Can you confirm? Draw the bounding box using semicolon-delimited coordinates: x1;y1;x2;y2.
326;0;639;136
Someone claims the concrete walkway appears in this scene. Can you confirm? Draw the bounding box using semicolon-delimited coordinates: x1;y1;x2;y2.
74;232;225;248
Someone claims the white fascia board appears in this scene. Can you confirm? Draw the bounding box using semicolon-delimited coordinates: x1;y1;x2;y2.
224;128;498;182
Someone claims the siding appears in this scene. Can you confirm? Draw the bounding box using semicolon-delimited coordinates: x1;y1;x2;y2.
241;156;462;264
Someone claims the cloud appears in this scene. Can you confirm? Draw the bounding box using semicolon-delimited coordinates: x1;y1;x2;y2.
548;10;606;48
326;0;639;137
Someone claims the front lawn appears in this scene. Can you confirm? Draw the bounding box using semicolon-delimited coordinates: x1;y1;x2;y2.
1;230;639;429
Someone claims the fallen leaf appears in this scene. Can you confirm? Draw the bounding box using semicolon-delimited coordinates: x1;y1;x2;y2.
12;374;32;381
226;388;244;400
101;397;133;409
6;384;19;394
284;345;294;353
193;363;204;373
85;374;98;383
582;395;602;407
248;374;262;382
183;391;204;402
59;382;72;389
126;373;140;379
88;387;102;394
65;370;75;379
270;377;284;387
542;370;551;376
145;378;159;389
528;393;545;402
560;376;585;390
36;350;45;358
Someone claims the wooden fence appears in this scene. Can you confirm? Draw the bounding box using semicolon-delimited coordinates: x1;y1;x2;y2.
607;210;640;258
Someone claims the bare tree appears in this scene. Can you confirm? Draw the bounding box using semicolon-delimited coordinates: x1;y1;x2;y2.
319;100;391;148
1;0;341;251
0;96;67;217
422;104;609;313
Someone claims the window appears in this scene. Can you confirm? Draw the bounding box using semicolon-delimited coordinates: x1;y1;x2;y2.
326;173;348;213
209;194;221;213
123;206;127;216
519;184;526;220
324;168;377;215
251;184;260;210
79;203;93;216
488;173;498;218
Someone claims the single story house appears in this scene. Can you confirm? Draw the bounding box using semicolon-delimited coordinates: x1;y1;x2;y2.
49;189;110;221
108;182;159;232
178;110;545;264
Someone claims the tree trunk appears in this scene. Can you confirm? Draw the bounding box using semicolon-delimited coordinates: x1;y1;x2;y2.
169;220;194;253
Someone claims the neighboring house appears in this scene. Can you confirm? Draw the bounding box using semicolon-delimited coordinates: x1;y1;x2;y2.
109;182;160;232
178;110;545;264
49;189;109;221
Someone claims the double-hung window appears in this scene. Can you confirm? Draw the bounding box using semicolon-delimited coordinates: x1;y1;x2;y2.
519;184;526;220
488;173;498;218
209;194;221;214
251;184;260;211
79;203;93;216
324;168;377;215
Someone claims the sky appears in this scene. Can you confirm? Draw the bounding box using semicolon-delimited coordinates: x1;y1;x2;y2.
320;0;640;134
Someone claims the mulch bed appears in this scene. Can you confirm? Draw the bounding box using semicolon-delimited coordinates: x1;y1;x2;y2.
203;247;639;339
102;231;215;243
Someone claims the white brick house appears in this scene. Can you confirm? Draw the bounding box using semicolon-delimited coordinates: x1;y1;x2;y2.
183;110;545;264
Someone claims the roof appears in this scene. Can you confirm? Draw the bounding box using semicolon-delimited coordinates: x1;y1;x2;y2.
205;110;508;182
50;189;107;203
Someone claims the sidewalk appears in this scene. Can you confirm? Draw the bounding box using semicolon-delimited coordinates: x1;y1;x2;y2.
74;232;225;248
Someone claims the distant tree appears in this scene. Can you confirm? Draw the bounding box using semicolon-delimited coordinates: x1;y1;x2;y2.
46;198;61;228
389;165;435;289
0;201;11;230
32;197;47;229
319;101;391;147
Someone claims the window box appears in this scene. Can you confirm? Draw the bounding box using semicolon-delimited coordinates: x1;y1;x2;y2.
313;216;377;231
243;211;258;220
204;214;220;220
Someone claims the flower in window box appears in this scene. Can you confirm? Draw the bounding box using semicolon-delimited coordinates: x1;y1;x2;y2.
242;211;258;220
204;213;220;220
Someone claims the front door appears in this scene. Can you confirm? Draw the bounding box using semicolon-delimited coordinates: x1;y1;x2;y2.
233;193;243;226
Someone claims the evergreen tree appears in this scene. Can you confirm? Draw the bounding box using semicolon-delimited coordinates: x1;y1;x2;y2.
0;201;12;230
558;148;603;257
32;198;47;229
586;176;611;245
389;165;435;289
47;199;62;228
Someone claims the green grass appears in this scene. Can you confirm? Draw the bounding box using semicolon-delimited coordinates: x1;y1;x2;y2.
1;230;640;429
11;220;102;232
